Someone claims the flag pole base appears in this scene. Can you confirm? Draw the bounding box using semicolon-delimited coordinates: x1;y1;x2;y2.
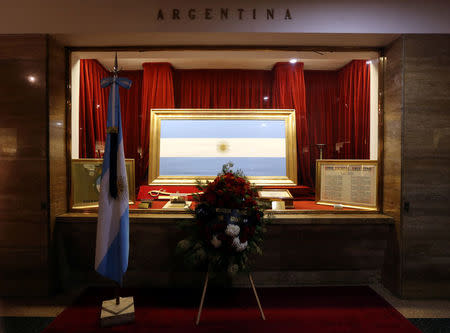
100;296;135;327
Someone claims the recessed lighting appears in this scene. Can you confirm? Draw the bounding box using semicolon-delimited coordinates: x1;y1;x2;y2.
263;96;269;101
289;58;298;64
27;75;36;83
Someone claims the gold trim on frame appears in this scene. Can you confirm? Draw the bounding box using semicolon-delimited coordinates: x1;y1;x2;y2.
70;158;136;210
148;109;298;186
315;159;379;211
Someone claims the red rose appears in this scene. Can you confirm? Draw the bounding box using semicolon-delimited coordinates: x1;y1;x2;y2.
207;192;216;204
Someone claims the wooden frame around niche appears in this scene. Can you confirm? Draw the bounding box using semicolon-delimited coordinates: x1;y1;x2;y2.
65;46;384;213
148;109;298;186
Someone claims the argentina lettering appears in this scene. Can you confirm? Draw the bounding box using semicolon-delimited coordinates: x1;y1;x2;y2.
156;8;292;21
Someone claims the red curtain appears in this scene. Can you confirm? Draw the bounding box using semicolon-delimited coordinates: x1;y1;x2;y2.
79;59;110;158
304;70;339;182
79;62;143;161
119;70;143;162
175;69;272;108
272;62;313;187
140;63;175;184
79;59;370;188
336;60;370;159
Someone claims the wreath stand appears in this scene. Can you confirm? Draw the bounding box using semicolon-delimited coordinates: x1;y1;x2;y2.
195;270;266;325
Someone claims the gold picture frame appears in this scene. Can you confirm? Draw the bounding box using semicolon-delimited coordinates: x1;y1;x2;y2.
257;189;293;200
148;109;298;186
71;158;136;210
315;159;379;210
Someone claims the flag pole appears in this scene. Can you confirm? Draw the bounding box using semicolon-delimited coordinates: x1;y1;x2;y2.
115;282;120;305
113;52;120;308
96;52;134;326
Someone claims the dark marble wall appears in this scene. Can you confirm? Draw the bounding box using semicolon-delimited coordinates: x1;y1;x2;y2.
48;37;67;236
382;34;450;298
48;37;68;293
402;34;450;298
0;35;66;296
54;215;392;290
0;35;50;295
381;37;404;296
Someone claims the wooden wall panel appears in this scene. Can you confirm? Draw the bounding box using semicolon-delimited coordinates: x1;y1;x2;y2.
402;34;450;298
0;35;50;296
381;37;404;296
48;37;67;235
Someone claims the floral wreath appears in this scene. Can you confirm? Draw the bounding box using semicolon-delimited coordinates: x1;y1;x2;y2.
176;163;270;274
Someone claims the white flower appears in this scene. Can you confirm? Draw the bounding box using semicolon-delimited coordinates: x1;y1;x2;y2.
211;234;222;248
232;237;248;252
177;239;191;250
225;224;240;237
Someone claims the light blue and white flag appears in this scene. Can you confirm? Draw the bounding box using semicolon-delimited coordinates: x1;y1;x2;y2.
159;119;287;177
95;74;132;285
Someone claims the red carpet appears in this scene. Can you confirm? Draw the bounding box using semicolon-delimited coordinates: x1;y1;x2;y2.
43;286;420;333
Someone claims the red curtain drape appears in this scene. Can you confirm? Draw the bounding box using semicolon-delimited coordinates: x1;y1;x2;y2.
140;63;175;184
304;70;339;182
79;59;110;158
272;62;313;187
80;59;370;189
119;70;143;163
336;60;370;159
79;62;143;161
175;69;272;108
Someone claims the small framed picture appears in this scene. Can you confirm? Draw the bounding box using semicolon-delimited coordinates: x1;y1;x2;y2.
316;159;379;210
71;158;135;210
257;189;293;200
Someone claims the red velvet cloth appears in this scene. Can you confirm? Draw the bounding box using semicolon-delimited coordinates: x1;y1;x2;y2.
42;287;421;333
79;59;110;158
272;62;313;187
137;185;314;201
119;70;143;163
304;70;339;182
140;63;175;185
336;60;370;159
175;69;272;108
137;185;201;201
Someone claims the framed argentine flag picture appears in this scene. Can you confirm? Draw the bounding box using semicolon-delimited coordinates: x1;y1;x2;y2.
148;109;298;186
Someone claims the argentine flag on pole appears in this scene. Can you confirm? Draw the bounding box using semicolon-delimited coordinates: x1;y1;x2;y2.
95;70;132;286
